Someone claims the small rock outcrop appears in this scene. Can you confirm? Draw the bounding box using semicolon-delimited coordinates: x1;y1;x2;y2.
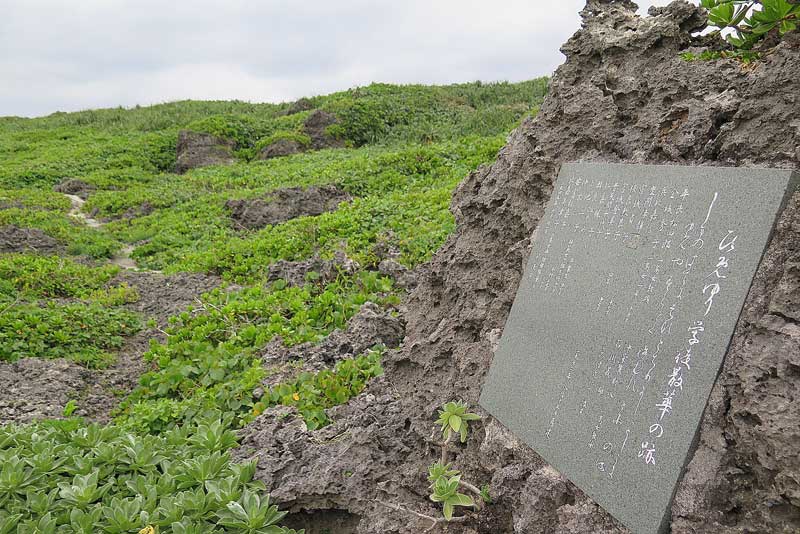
53;179;95;200
257;138;305;160
226;184;352;230
0;225;62;255
258;301;405;375
287;97;315;115
267;251;359;287
302;110;345;150
235;2;800;533
175;130;236;174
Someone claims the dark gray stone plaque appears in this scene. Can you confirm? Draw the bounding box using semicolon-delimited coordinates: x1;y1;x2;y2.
480;163;798;534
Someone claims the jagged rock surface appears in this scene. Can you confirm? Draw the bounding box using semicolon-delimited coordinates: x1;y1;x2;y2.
175;130;236;174
53;179;95;200
267;251;360;287
226;185;351;230
258;138;306;160
303;110;345;150
287;97;315;116
0;225;62;255
236;2;800;533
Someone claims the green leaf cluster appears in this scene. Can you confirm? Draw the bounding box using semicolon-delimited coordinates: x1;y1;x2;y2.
0;302;140;368
0;417;301;533
435;401;481;443
701;0;799;49
429;475;474;521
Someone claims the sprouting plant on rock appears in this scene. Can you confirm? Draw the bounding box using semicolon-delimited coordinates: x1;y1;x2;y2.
378;401;490;531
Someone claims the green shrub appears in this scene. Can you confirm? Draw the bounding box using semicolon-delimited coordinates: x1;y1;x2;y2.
254;131;312;151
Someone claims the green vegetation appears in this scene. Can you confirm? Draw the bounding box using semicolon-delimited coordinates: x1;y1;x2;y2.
253;131;312;152
116;273;397;433
0;302;139;368
700;0;798;49
0;417;300;533
255;347;384;430
0;255;140;367
0;79;547;532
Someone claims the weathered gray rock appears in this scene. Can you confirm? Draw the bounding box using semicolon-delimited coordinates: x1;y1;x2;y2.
258;138;306;160
226;184;351;230
0;225;62;255
287;97;315;115
303;110;345;150
236;2;800;533
53;178;95;200
175;130;236;174
267;251;360;287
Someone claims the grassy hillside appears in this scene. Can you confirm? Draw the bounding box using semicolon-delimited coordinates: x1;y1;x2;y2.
0;79;547;532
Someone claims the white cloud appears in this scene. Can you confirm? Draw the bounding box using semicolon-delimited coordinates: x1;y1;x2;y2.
0;0;691;117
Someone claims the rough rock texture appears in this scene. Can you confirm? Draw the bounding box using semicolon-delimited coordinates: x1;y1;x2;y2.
287;97;315;115
226;185;352;230
0;225;62;255
377;259;417;290
258;302;404;375
258;138;306;160
175;130;237;174
235;2;800;533
53;179;95;200
0;271;221;423
267;251;360;287
302;110;345;150
111;271;221;324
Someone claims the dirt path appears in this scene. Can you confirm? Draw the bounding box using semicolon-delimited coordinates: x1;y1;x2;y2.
65;193;140;270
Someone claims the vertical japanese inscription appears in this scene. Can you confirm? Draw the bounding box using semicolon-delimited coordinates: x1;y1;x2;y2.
480;164;797;534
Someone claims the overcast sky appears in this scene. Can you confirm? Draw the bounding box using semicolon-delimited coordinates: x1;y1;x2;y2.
1;0;676;118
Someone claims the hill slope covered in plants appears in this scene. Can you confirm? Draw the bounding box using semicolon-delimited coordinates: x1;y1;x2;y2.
0;79;547;532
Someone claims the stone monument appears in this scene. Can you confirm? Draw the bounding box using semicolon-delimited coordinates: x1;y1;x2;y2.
480;162;798;534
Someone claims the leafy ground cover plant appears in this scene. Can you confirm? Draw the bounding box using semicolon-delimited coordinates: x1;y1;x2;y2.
115;274;397;432
0;254;122;300
0;416;301;533
253;346;384;429
0;301;140;368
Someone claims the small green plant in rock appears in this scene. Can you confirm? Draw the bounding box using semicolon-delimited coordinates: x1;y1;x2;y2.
379;401;489;531
436;400;481;444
